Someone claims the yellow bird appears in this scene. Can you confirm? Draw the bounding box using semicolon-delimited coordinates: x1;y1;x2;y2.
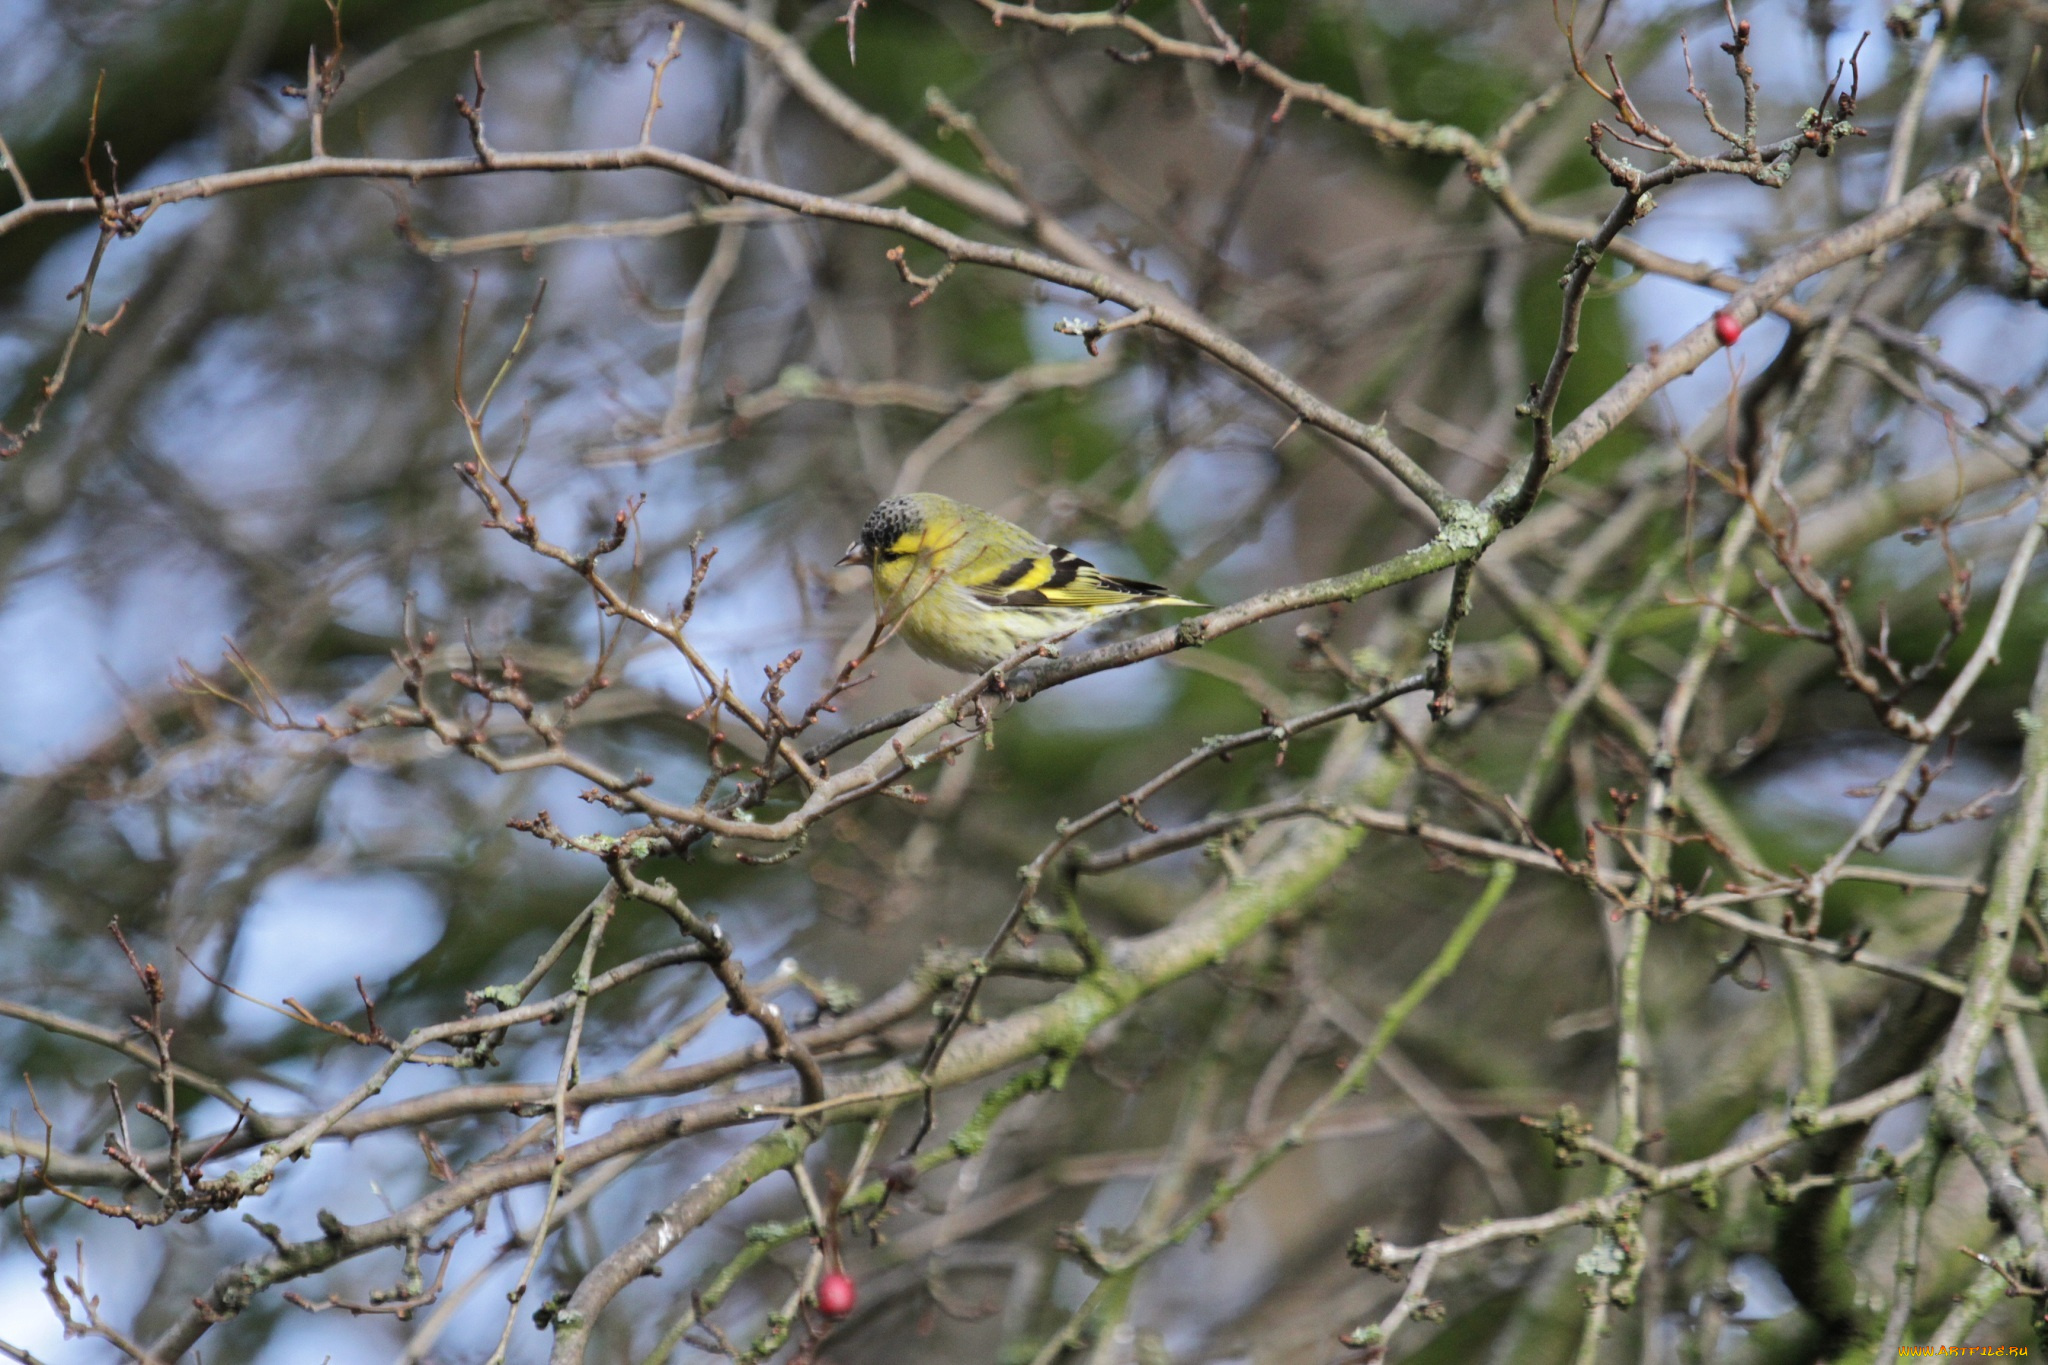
838;493;1202;672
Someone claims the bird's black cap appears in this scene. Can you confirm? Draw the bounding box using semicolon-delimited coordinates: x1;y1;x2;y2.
859;495;924;551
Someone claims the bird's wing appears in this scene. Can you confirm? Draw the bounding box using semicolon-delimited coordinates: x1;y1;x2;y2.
967;545;1196;609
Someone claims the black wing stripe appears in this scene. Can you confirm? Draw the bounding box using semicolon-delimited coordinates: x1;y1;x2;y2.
983;555;1040;591
1044;547;1087;590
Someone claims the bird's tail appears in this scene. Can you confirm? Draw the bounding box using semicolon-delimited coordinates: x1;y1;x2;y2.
1106;574;1204;608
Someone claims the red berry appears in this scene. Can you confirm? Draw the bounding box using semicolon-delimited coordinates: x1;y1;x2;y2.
1713;312;1743;347
817;1270;857;1319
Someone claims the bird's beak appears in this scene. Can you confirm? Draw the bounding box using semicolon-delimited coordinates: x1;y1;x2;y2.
836;540;867;568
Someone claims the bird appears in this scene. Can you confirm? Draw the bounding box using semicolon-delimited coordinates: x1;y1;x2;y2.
838;492;1202;673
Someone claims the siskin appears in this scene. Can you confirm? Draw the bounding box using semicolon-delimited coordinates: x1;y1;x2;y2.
838;492;1202;673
